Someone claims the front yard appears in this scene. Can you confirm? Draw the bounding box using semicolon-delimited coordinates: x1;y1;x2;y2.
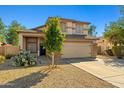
0;56;116;88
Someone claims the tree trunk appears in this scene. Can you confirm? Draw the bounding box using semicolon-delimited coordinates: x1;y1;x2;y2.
55;53;60;67
55;55;58;67
46;54;50;67
51;52;54;68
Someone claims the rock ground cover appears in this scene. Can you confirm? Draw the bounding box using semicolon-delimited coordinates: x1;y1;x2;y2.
0;56;116;88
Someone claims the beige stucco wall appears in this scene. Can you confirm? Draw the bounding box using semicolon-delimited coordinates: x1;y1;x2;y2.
67;22;72;27
83;24;88;28
0;42;2;46
67;28;73;34
83;30;88;35
19;33;23;49
23;37;26;49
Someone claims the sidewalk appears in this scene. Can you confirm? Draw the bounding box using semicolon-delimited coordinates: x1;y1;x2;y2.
71;59;124;88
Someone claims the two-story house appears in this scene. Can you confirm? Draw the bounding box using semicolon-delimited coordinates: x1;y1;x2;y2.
18;17;97;58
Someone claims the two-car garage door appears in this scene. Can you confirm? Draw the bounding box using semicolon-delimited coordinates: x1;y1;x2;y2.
62;42;91;58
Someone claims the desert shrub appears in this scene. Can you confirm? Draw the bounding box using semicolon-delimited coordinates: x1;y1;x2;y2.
112;46;124;59
0;55;5;64
105;49;114;56
12;50;37;67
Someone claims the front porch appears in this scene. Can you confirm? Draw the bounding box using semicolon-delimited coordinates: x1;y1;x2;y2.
18;30;45;56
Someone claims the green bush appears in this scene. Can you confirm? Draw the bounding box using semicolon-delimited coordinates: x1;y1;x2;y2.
112;46;124;59
0;55;5;64
106;49;114;56
12;50;37;67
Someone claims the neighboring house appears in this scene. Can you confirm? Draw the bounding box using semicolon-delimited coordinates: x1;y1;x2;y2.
18;17;97;58
96;37;111;55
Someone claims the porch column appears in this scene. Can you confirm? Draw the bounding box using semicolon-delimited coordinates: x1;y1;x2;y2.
37;37;40;56
19;34;23;50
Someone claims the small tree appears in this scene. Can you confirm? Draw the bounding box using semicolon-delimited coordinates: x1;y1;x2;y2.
7;20;25;46
103;6;124;59
104;6;124;46
104;22;124;46
43;17;64;68
0;18;7;42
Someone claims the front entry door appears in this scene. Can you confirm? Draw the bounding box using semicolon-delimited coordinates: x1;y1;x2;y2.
40;45;46;55
26;37;37;53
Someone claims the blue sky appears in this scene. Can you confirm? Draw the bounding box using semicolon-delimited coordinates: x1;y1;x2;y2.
0;5;121;36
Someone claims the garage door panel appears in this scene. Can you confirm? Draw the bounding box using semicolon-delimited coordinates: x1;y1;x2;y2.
62;42;91;58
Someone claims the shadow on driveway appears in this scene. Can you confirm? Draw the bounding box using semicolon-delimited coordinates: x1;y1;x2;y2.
103;58;124;67
60;57;97;64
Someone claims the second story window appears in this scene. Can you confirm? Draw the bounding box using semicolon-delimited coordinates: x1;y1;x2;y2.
76;25;82;33
61;23;66;32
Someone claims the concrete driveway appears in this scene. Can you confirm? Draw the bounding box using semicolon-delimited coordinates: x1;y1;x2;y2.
70;57;124;88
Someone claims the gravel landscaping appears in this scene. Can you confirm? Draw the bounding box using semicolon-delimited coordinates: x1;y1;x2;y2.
0;56;116;88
